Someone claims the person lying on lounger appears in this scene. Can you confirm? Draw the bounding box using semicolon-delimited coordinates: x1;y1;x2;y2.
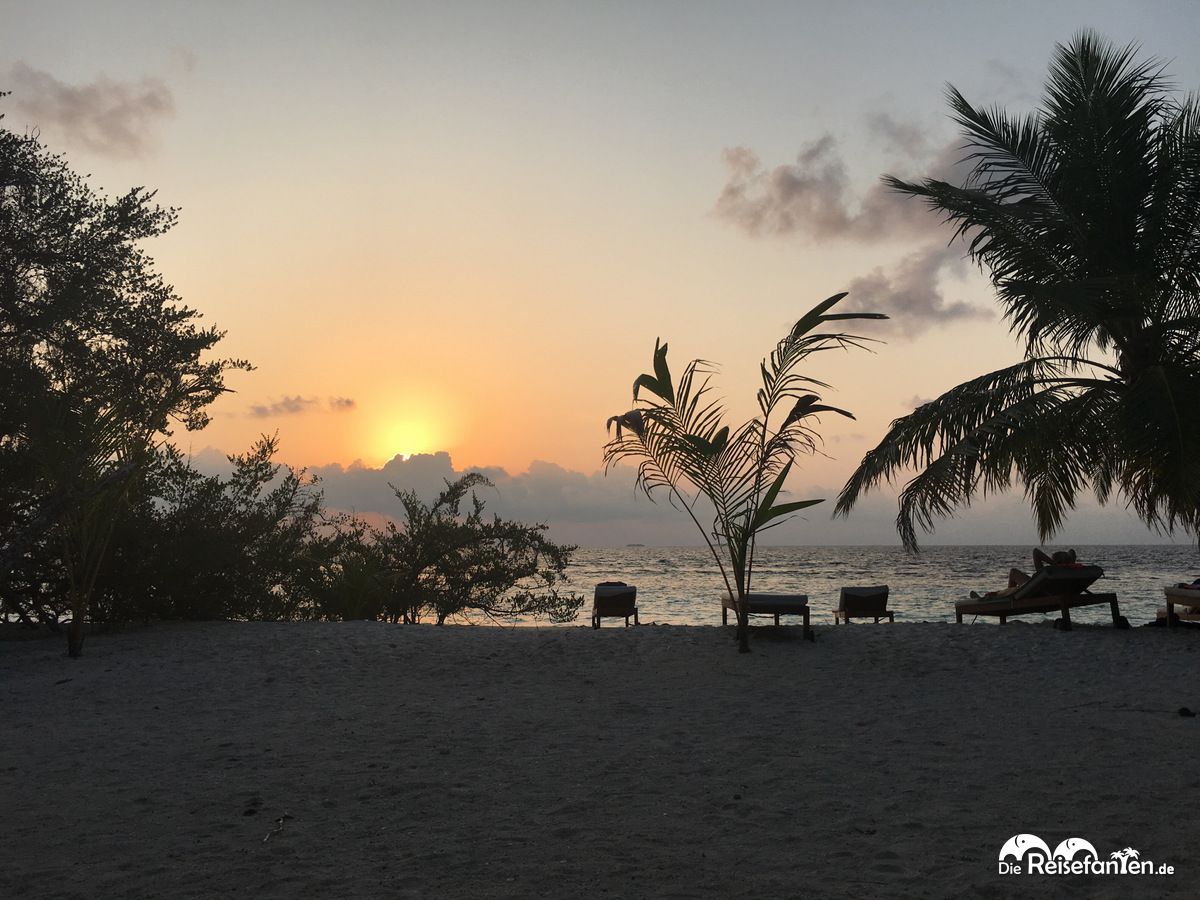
970;548;1079;599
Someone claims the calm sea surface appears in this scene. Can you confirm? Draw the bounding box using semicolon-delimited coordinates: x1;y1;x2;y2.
560;545;1200;627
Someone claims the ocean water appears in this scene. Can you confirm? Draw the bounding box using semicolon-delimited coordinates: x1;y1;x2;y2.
562;545;1200;627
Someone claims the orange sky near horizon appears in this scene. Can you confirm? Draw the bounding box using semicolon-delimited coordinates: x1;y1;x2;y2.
7;1;1200;528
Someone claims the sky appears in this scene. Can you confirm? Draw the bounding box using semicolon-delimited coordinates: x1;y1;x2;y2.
5;0;1200;546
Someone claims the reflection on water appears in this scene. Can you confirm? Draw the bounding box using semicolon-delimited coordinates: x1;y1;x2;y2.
555;545;1200;627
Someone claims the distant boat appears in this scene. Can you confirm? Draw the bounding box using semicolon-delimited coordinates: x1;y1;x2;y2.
626;543;645;547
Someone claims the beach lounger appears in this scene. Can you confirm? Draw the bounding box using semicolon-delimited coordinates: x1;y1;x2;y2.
834;585;892;624
954;565;1124;630
591;581;638;628
1161;586;1200;627
722;592;814;641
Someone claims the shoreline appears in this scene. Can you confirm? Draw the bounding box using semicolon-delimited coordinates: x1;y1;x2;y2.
3;621;1196;898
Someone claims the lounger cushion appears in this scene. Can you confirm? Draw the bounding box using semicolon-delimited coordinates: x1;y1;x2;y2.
743;593;809;611
594;583;636;600
955;594;1012;608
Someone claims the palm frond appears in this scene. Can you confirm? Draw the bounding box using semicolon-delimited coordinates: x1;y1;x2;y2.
843;32;1200;547
605;293;882;615
836;359;1047;511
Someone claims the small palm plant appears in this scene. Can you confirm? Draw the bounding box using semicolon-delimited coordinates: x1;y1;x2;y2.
605;293;884;652
38;398;149;657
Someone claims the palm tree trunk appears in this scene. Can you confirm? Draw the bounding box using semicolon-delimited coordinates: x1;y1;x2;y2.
735;592;750;653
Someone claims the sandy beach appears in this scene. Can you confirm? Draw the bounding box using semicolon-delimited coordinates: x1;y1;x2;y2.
2;620;1197;899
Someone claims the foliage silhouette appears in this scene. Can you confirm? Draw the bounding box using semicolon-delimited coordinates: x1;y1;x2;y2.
605;294;884;651
96;436;329;623
0;99;582;639
837;31;1200;550
0;97;249;650
371;474;581;625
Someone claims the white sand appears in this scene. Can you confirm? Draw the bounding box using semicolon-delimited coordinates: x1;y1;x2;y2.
2;620;1197;898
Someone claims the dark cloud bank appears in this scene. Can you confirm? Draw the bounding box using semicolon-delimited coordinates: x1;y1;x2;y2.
185;448;1162;547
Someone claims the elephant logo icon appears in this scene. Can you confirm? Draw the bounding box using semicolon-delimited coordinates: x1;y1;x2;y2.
1053;838;1098;860
999;834;1051;861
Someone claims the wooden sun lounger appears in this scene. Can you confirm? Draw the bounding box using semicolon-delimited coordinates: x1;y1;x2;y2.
1158;606;1200;625
954;565;1124;631
592;582;639;628
722;592;814;641
834;585;893;624
1162;586;1200;628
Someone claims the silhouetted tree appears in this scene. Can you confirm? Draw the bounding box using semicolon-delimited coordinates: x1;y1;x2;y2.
605;294;884;651
837;32;1200;550
95;436;329;623
1;100;248;650
375;474;581;625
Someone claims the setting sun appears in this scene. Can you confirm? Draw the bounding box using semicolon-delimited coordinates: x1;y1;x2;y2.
371;416;439;464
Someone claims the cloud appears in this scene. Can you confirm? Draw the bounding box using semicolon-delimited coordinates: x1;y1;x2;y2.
309;453;671;528
713;128;963;243
248;396;319;418
247;396;357;418
184;447;1170;548
982;59;1038;105
846;243;990;337
5;62;174;158
712;110;979;243
905;394;935;410
828;432;866;445
865;113;964;182
865;112;934;160
304;453;909;546
169;48;197;76
715;121;989;337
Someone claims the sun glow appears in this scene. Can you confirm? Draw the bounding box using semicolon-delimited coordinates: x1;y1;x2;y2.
370;417;440;465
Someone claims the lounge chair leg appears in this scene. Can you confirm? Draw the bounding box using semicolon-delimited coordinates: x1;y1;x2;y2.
1167;601;1177;628
722;607;728;626
592;613;599;629
803;610;813;642
1059;605;1072;631
999;615;1007;625
634;609;640;626
1110;599;1121;627
956;611;963;624
774;612;780;626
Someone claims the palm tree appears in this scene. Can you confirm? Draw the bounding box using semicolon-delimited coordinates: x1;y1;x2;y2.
836;31;1200;550
39;398;149;657
606;293;883;651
